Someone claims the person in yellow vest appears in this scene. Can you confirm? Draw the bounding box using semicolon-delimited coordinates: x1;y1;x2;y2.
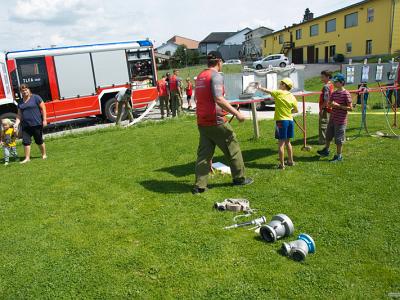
257;78;299;169
1;118;18;165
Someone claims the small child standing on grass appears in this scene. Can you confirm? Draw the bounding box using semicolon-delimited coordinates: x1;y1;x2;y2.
317;73;353;162
185;78;194;109
1;119;18;166
258;78;298;169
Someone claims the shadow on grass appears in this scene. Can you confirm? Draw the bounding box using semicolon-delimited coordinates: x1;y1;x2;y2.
139;179;233;194
242;148;276;161
294;155;321;163
292;126;366;147
157;148;276;177
156;162;194;178
253;235;267;243
139;180;192;194
291;134;320;146
2;156;43;164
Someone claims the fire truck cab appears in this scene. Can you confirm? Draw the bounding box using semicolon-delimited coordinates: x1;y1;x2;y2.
0;40;158;123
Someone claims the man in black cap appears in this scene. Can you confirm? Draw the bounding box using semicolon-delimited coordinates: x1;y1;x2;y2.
192;51;253;194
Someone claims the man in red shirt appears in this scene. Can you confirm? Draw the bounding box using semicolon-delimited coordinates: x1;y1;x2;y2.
169;69;183;117
157;75;169;118
192;51;253;194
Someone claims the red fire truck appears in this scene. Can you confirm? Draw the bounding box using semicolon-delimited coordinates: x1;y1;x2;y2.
0;40;158;123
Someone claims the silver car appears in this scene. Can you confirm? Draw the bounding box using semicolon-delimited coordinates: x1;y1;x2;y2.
223;59;242;65
253;54;290;69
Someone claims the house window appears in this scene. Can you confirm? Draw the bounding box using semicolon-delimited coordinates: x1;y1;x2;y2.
296;29;302;40
345;12;358;28
329;45;336;57
367;8;374;22
310;24;319;37
326;19;336;33
366;40;372;55
279;34;284;44
346;42;352;53
264;40;267;48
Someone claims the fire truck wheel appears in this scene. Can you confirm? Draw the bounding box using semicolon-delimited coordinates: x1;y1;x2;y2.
104;98;126;122
279;62;287;67
256;64;263;70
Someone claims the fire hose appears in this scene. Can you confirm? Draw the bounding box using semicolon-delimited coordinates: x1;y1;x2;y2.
125;100;158;127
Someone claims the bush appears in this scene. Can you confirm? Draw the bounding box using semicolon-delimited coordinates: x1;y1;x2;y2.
334;54;345;63
372;102;384;109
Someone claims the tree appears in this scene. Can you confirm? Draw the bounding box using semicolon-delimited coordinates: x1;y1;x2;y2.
187;49;200;66
172;45;187;68
171;45;201;68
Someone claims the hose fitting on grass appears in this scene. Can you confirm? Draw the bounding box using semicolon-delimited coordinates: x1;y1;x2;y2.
281;233;316;261
259;214;294;242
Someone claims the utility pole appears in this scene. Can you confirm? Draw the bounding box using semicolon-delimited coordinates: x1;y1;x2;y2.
184;48;188;68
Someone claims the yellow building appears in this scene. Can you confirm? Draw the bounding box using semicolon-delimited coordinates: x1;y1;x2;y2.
262;0;400;64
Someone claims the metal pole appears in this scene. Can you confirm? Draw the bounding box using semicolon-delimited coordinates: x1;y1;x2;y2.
302;95;308;150
361;90;365;132
394;85;398;128
184;48;187;68
251;102;260;139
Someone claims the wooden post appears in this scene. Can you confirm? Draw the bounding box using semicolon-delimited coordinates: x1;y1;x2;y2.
394;89;398;128
250;102;260;139
302;95;306;148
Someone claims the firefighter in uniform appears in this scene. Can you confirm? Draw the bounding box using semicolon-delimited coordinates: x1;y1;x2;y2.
169;69;183;117
165;72;172;114
115;87;134;125
192;51;253;194
157;75;169;118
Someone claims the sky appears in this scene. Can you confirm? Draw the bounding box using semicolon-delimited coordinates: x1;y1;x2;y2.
0;0;361;51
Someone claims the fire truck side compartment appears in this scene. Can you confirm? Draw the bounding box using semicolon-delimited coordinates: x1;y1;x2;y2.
54;54;96;99
91;50;130;88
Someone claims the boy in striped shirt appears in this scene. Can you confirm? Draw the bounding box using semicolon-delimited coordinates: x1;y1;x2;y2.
317;73;353;162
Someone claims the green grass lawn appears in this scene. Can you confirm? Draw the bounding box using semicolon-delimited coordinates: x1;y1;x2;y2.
1;114;400;299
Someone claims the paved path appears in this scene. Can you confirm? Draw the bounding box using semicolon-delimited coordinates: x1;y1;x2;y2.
302;64;340;79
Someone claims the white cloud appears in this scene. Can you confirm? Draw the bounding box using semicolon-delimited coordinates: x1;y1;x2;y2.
0;0;361;51
10;0;96;25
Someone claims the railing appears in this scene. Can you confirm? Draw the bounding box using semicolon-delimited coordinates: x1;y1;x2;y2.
228;84;399;144
281;42;294;54
293;85;400;149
